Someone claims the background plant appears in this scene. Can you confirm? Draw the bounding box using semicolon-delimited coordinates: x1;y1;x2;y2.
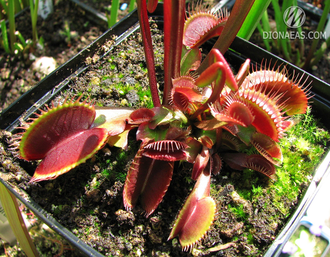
0;0;28;20
29;0;38;48
237;0;272;40
0;182;39;257
239;0;330;69
0;0;39;55
105;0;136;28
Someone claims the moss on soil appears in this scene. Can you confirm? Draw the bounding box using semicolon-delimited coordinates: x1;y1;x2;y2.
0;23;329;256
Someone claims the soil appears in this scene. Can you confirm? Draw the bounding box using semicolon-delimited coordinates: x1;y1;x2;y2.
1;1;330;257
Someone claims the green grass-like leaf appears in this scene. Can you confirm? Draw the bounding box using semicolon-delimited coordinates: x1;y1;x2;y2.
0;182;39;256
237;0;272;40
1;20;10;53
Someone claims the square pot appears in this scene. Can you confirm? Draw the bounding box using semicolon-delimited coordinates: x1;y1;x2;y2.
1;3;330;256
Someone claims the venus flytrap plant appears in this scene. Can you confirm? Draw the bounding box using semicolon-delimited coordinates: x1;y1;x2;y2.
14;0;311;251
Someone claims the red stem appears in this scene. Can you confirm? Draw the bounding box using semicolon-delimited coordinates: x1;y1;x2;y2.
137;0;161;107
163;0;186;106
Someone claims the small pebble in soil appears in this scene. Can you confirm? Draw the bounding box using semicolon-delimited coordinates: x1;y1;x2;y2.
32;56;57;76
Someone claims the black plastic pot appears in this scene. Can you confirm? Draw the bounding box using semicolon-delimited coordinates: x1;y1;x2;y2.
297;0;330;22
1;3;330;257
70;0;109;28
